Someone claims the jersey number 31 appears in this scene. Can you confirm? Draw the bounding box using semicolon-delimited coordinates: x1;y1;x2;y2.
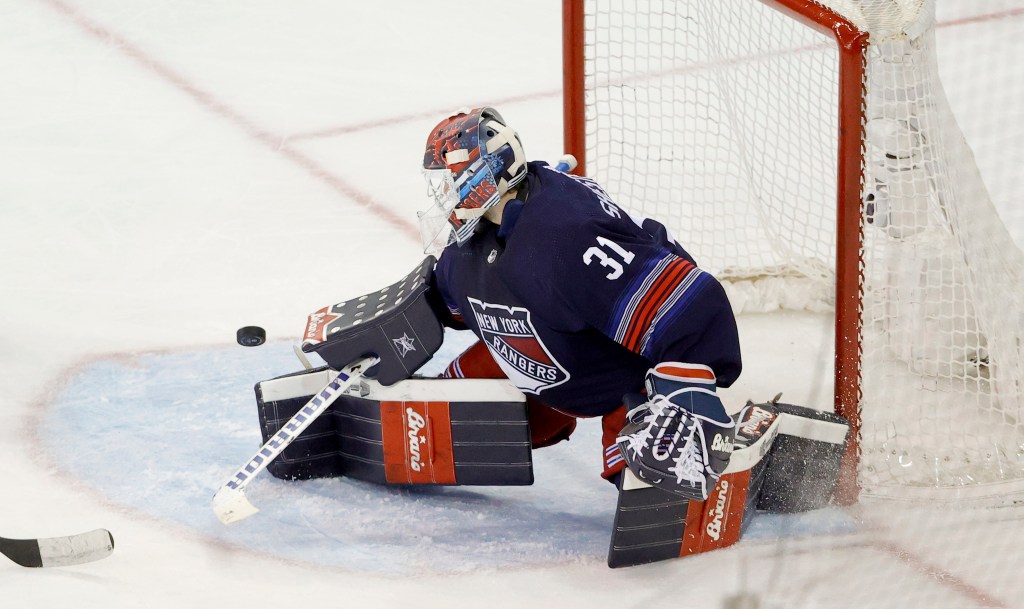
583;237;635;280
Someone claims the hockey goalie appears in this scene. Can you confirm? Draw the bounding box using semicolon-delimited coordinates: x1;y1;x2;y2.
242;107;850;568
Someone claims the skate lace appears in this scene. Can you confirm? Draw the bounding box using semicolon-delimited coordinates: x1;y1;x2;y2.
622;395;673;459
625;396;705;488
667;422;704;486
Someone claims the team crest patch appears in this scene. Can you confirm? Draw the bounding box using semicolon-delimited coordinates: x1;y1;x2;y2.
467;298;570;394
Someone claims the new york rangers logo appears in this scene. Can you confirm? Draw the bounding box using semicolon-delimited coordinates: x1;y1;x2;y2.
468;298;570;394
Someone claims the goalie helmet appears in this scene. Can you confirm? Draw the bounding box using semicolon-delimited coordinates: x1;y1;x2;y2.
419;107;527;252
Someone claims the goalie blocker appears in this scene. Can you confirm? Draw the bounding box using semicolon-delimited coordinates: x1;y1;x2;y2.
300;256;444;386
607;398;850;568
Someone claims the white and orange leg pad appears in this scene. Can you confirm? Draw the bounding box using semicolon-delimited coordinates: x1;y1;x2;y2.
607;399;849;568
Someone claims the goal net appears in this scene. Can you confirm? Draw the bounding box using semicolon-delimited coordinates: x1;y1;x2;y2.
563;0;1024;504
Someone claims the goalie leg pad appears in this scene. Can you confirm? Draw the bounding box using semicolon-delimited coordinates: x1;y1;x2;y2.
607;399;849;568
607;468;760;568
743;401;850;513
255;368;534;486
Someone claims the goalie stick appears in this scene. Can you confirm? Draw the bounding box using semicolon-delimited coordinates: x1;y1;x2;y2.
212;356;379;525
0;529;114;568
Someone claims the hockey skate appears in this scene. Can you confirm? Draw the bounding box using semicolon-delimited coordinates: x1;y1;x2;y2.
615;363;735;501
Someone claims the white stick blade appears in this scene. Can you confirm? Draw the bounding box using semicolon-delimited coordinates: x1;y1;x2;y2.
212;487;259;525
38;529;114;567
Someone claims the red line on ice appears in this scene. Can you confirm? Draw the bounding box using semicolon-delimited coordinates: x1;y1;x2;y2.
37;0;419;243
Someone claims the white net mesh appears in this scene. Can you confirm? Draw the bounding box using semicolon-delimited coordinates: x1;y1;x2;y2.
583;0;843;313
852;2;1024;496
578;0;1024;499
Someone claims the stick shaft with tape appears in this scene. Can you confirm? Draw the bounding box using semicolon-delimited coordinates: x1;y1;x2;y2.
212;356;379;524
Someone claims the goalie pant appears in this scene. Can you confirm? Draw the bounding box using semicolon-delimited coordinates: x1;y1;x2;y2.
443;340;629;481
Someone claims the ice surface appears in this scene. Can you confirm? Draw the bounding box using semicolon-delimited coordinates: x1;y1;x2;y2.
2;1;1022;608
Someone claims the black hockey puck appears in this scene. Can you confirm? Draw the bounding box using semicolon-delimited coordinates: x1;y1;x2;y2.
236;326;266;347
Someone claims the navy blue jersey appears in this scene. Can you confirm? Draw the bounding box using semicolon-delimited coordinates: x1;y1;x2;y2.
432;161;741;417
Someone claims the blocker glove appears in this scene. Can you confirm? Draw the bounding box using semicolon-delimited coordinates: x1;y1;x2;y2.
616;363;735;500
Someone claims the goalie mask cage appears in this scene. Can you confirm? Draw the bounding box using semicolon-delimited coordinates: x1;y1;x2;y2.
563;0;1024;505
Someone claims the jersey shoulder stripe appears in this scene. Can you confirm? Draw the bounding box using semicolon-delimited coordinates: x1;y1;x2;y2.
623;257;694;349
636;265;711;356
609;253;674;344
610;253;709;355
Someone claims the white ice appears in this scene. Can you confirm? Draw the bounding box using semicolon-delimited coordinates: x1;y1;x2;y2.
1;2;1022;609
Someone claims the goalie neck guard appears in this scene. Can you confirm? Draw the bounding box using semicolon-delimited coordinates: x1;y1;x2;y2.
419;107;527;252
